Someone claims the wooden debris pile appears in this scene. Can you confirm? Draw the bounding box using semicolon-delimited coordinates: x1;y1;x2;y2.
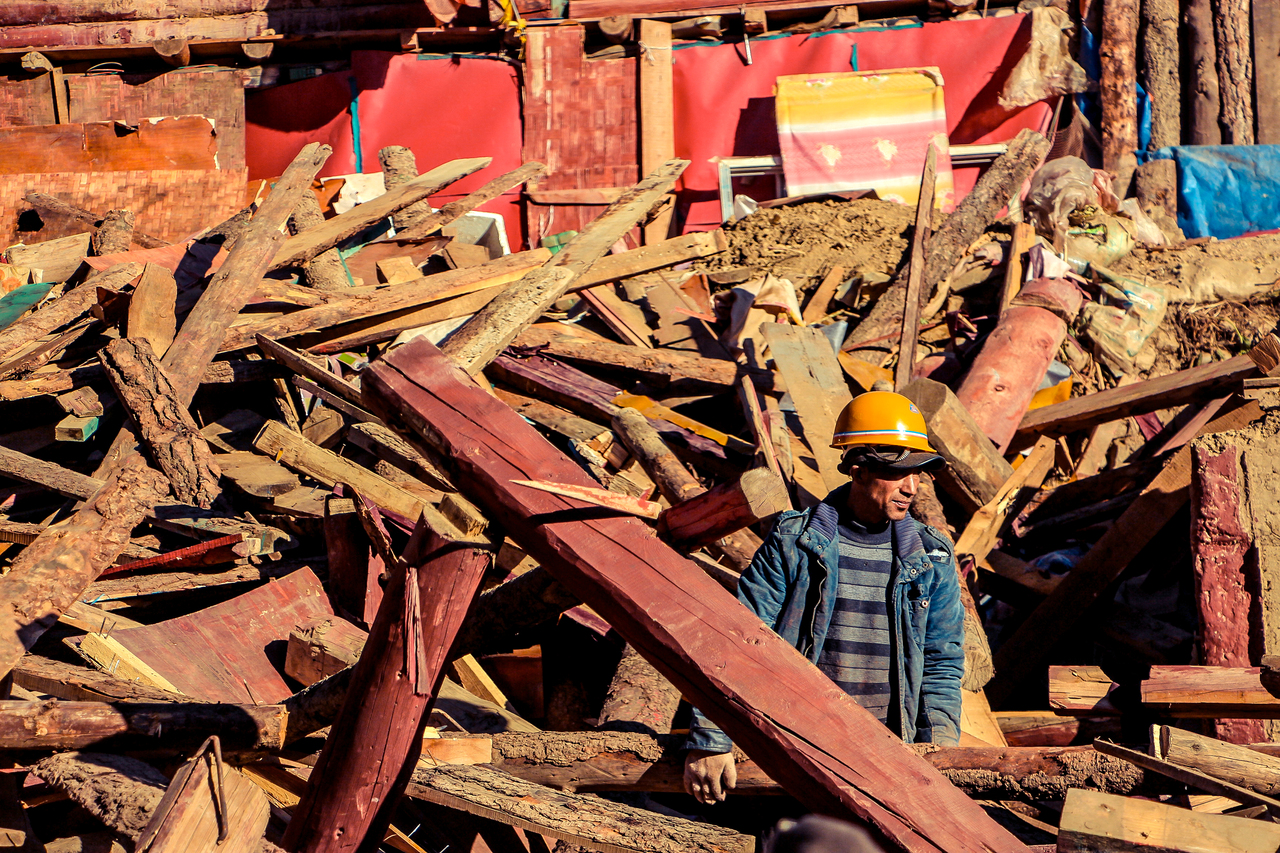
5;136;1280;853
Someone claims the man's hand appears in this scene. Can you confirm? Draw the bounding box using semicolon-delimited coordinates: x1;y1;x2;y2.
683;750;737;805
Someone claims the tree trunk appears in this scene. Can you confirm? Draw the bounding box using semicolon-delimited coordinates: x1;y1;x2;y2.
1101;0;1140;195
598;644;682;735
1213;0;1254;143
1186;0;1223;144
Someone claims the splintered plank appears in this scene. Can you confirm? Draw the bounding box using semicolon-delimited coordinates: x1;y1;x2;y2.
760;323;850;492
408;764;752;853
270;157;491;270
1058;788;1280;853
74;568;334;704
361;337;1030;853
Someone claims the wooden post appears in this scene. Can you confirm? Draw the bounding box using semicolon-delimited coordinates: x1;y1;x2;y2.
362;337;1032;853
289;191;350;291
638;20;675;244
1135;0;1179;215
1255;1;1280;143
1213;0;1254;144
378;145;435;234
99;338;222;508
894;144;937;391
281;517;494;853
1186;0;1222;144
1100;0;1139;195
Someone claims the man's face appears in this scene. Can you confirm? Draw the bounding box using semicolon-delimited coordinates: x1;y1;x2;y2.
847;465;919;524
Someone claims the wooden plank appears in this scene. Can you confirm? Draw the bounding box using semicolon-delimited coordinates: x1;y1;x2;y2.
408;764;753;853
1047;666;1120;715
12;654;179;703
638;20;675;244
441;159;689;375
987;400;1263;708
1017;354;1257;439
135;751;269;853
952;437;1055;564
1057;788;1280;853
801;265;845;326
567;231;726;292
361;336;1032;853
270;157;491;270
0;117;216;175
126;262;177;357
0;262;142;367
759;324;849;492
70;632;184;694
1142;666;1280;717
895;143;937;392
998;223;1034;317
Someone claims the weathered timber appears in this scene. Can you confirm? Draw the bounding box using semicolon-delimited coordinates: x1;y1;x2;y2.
127;263;178;358
289;189;349;292
611;406;760;570
1142;666;1280;717
0;700;285;751
598;643;683;736
565;231;726;292
1213;0;1254;144
1100;0;1139;192
272;157;490;270
1092;738;1280;814
1158;725;1280;795
100;337;221;508
987;401;1264;707
1186;0;1222;144
12;655;179;703
1016;354;1256;439
0;456;168;680
363;337;1032;853
378;145;435;233
485;732;1153;799
441;160;689;374
24;192;165;248
902;378;1015;512
657;467;788;550
1138;0;1179;213
90;208;135;256
135;745;269;853
280;519;494;853
895;143;937;391
1058;788;1280;853
639;19;676;244
761;323;849;491
1256;0;1280;143
844;130;1048;362
0;262;142;367
395;161;547;241
952;437;1055;565
409;764;752;853
223;250;549;352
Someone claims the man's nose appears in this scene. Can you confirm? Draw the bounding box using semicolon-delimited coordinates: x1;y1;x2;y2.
900;473;919;495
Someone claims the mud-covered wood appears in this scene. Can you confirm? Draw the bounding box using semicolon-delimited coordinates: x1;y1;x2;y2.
0;700;286;750
598;644;683;736
0;262;142;367
441;160;689;375
408;763;753;853
289;189;349;292
363;337;1032;853
100;337;221;508
90;208;135;256
281;519;494;853
0;455;168;680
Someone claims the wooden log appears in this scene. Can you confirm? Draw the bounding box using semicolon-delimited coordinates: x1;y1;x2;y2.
272;157;490;270
91;208;135;256
844;130;1048;362
657;467;788;550
1100;0;1139;193
0;699;285;751
0;262;142;367
1015;354;1257;440
34;751;168;840
1213;0;1254;144
127;263;178;358
902;378;1014;513
280;516;494;853
0;455;168;680
598;643;683;736
99;337;221;508
394;161;547;242
378;145;435;234
24;192;165;248
1158;725;1280;795
289;189;350;292
224;249;548;353
409;763;752;853
1057;788;1280;853
1186;0;1223;144
441;160;689;375
486;732;1156;799
955;280;1082;453
895;143;937;392
599;14;634;42
611;406;760;571
362;337;1032;853
152;36;190;67
987;401;1263;708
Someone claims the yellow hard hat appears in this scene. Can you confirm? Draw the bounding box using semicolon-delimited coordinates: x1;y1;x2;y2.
831;391;936;453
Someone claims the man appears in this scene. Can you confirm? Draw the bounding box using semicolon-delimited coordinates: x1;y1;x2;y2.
683;390;966;805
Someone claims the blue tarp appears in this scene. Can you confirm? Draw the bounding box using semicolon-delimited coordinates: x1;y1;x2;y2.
1148;145;1280;239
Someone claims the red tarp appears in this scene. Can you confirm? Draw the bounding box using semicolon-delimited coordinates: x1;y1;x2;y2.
246;15;1051;248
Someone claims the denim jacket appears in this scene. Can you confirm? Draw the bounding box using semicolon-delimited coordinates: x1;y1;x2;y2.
685;485;965;751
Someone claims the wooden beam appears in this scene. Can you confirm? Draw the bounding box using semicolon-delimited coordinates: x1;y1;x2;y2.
270;157;491;270
657;467;788;550
0;262;142;367
1142;666;1280;717
902;378;1014;512
0;699;286;751
394;161;547;241
361;337;1032;853
441;160;689;375
280;516;495;853
952;436;1055;565
895;143;937;392
1057;788;1280;853
638;20;675;244
100;337;222;508
987;401;1263;708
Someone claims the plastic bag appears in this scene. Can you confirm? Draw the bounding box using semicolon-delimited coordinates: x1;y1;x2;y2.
1117;198;1169;246
998;7;1091;109
1064;214;1136;273
1025;157;1099;244
1078;267;1168;371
